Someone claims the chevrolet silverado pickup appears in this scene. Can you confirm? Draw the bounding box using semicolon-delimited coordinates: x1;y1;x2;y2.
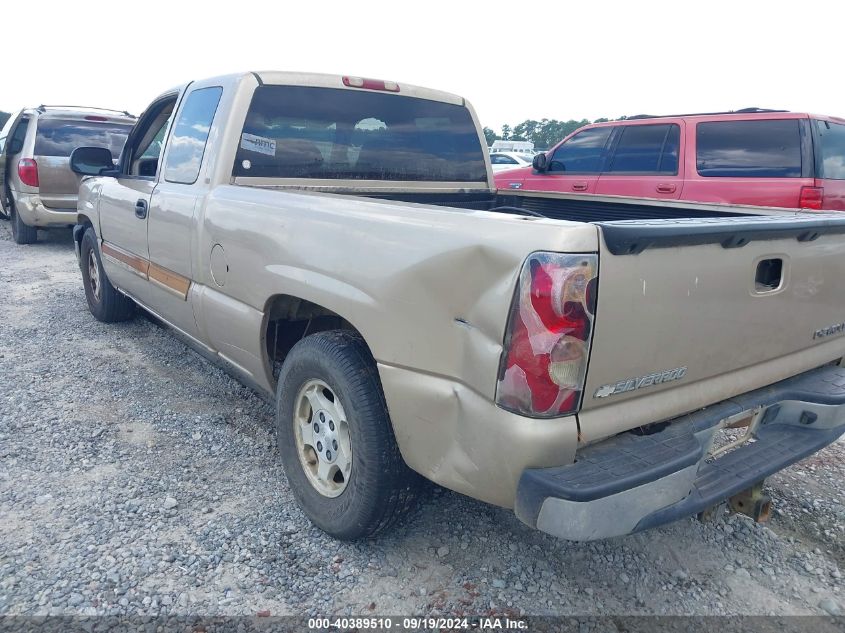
70;71;845;541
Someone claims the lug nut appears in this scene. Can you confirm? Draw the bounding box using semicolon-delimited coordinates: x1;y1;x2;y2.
326;450;332;460
319;412;325;422
329;420;335;431
316;441;323;452
313;423;319;433
332;440;338;450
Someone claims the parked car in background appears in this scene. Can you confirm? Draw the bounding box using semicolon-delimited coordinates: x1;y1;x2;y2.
0;106;135;243
495;109;845;210
491;139;535;154
489;151;534;173
69;71;845;542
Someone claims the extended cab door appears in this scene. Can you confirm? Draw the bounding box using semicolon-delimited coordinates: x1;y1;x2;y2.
595;121;684;199
520;126;612;194
98;95;177;299
144;83;224;338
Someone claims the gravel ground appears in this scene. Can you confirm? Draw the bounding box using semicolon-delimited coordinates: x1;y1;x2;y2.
0;220;843;619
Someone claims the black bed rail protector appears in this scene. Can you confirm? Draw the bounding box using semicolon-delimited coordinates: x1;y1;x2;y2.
597;213;845;255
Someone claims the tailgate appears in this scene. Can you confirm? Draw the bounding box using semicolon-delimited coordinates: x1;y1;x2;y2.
35;155;81;210
578;214;845;442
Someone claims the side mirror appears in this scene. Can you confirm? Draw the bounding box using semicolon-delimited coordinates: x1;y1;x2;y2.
532;152;548;172
70;147;116;177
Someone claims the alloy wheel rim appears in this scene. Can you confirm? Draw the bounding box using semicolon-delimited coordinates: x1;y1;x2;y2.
293;379;352;498
88;250;101;302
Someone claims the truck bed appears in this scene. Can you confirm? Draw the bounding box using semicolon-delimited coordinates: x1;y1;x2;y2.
266;187;791;222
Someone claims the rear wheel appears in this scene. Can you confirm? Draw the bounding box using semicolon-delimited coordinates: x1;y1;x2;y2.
80;228;135;322
276;330;419;540
9;197;37;244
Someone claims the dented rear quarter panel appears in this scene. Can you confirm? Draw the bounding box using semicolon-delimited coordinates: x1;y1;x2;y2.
197;186;599;505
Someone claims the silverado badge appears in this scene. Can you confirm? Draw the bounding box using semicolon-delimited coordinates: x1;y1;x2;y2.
594;366;688;399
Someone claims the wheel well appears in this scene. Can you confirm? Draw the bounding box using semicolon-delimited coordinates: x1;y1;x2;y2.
74;215;94;247
264;295;361;380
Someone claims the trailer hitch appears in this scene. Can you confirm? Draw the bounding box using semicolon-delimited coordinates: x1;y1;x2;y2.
728;482;772;523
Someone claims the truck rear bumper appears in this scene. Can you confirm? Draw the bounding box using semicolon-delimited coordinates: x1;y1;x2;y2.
515;364;845;540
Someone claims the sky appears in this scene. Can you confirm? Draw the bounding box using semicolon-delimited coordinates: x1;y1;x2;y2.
2;0;843;134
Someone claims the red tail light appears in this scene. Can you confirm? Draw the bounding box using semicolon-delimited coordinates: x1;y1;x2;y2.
799;186;824;210
18;158;39;187
496;253;597;417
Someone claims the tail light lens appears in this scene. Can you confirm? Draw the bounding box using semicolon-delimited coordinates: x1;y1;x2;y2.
18;159;39;187
496;253;597;418
799;186;824;210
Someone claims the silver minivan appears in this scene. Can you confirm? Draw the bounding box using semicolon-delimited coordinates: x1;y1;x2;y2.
0;106;135;244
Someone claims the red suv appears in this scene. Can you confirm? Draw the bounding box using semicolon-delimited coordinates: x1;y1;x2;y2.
494;109;845;210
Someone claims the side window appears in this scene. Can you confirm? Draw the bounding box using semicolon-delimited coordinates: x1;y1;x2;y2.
491;154;517;165
814;120;845;180
6;118;30;155
696;119;801;178
125;97;176;177
163;87;223;185
140;120;171;160
549;127;612;173
608;124;680;174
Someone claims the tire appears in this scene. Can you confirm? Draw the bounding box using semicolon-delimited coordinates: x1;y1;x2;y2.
276;330;419;540
0;186;10;220
10;196;37;244
80;227;135;322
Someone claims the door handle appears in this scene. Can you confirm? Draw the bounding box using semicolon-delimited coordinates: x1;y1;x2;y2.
656;183;677;194
134;199;148;219
572;182;588;192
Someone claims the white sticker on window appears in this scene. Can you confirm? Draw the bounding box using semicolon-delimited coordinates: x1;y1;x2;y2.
241;133;276;156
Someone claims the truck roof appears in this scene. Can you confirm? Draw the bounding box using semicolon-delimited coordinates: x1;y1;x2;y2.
251;71;466;107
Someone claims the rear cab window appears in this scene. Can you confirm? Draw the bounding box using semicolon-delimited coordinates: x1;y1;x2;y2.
34;118;132;159
813;119;845;180
233;85;486;182
696;119;802;177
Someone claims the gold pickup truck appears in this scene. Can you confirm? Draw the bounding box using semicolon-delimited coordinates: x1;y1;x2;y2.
69;71;845;541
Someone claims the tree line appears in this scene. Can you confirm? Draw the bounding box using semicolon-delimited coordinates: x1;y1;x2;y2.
484;117;618;150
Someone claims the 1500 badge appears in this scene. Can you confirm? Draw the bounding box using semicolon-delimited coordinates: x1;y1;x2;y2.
594;366;688;399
